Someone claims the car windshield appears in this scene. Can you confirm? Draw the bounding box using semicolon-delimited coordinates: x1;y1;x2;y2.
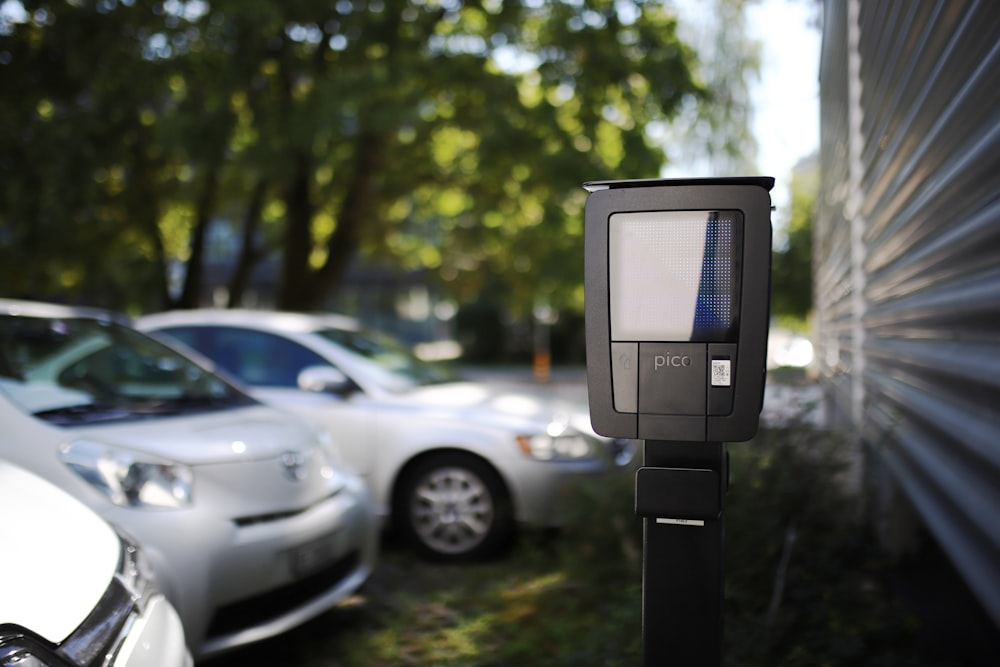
0;314;253;425
314;327;457;393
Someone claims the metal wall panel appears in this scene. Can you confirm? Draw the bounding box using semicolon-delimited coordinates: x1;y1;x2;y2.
816;0;1000;626
814;0;854;420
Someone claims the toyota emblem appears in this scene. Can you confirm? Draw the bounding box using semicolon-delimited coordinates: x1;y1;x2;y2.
280;450;309;482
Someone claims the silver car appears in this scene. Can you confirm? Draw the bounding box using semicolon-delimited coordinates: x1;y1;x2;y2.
137;309;637;561
0;300;378;660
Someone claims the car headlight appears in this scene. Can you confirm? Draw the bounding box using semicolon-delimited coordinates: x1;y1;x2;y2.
59;439;193;509
517;420;595;461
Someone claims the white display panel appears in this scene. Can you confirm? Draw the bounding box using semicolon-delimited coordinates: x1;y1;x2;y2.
609;210;737;342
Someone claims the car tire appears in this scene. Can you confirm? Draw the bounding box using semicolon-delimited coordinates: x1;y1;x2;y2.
395;453;514;562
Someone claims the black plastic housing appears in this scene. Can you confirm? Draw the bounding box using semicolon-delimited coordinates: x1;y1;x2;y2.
584;177;773;443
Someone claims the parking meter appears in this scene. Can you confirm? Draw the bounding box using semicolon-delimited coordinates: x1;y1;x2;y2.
583;176;774;667
584;177;773;443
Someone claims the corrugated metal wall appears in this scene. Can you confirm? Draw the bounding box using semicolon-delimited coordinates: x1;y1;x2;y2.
815;0;1000;626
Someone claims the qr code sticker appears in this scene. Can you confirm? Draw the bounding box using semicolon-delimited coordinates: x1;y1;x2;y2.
711;359;731;387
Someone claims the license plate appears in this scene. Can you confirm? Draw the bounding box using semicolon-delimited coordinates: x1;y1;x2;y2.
288;531;342;578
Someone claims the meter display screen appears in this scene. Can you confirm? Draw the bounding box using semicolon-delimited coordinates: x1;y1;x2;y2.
609;210;741;343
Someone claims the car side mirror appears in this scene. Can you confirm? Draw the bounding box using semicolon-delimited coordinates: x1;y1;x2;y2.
297;366;353;395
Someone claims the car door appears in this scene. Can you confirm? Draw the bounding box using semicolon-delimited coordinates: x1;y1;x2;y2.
158;325;378;485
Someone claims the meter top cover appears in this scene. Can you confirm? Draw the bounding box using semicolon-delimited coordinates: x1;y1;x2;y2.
584;177;773;443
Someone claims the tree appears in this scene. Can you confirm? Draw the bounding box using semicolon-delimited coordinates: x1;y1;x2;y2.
0;1;176;309
658;0;761;177
770;156;817;325
179;0;704;314
0;1;762;316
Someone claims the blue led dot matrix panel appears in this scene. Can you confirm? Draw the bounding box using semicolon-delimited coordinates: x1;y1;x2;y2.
609;211;740;343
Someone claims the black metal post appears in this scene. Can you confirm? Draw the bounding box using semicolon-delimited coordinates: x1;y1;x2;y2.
638;440;727;666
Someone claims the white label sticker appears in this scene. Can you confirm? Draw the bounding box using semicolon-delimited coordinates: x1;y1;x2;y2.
656;518;706;527
711;359;731;387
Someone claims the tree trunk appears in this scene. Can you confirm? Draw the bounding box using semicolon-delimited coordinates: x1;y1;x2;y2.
278;153;315;310
177;157;223;309
227;177;268;307
129;128;170;311
279;132;384;312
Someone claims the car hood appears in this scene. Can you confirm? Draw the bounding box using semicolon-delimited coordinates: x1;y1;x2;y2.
0;462;120;643
394;381;598;437
75;404;321;465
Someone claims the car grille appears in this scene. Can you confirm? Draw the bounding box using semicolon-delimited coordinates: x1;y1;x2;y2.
206;550;361;640
231;489;342;528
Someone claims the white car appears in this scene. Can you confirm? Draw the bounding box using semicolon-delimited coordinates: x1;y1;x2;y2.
0;460;192;667
137;309;637;561
0;300;379;660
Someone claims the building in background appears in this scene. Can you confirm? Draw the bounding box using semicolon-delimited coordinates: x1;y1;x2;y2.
814;0;1000;629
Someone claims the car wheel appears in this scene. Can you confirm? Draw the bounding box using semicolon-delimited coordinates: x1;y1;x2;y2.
396;453;513;561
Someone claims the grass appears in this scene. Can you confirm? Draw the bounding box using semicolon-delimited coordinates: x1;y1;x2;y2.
206;416;956;667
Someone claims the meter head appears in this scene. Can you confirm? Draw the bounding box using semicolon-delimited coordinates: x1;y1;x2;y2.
584;177;774;442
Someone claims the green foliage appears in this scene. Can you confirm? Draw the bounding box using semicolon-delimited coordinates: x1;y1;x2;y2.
771;160;819;325
726;422;927;666
0;0;719;313
0;1;175;309
662;0;762;176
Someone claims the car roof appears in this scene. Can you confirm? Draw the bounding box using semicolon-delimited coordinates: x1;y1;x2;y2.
0;299;129;324
137;308;361;335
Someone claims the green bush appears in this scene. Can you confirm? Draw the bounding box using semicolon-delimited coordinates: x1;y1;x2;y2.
725;426;927;666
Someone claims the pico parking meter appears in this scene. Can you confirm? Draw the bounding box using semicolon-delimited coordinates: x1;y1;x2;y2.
583;177;774;666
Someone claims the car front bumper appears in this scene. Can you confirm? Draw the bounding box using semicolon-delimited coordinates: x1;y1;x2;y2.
109;475;379;660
